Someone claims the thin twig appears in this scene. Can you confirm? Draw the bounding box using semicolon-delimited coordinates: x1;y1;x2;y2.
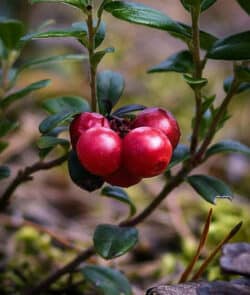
0;153;68;211
179;208;213;283
191;221;242;281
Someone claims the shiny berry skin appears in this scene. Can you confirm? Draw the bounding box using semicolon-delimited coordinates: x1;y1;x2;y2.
104;165;141;188
123;127;172;178
132;107;180;149
76;127;122;176
70;112;110;149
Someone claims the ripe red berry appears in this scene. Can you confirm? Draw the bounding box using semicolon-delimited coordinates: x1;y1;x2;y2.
123;127;172;178
104;165;141;188
76;127;122;176
132;107;180;149
70;112;110;149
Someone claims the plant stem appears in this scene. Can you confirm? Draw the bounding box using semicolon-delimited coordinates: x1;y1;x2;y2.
190;7;203;155
0;153;68;211
87;5;97;112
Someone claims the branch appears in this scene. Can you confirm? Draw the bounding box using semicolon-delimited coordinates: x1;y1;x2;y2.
0;153;68;211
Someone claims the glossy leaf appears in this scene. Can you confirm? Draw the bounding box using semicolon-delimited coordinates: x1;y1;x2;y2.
235;65;250;82
112;104;146;117
42;96;90;114
0;119;19;137
37;135;69;149
148;50;193;74
0;80;51;109
206;140;250;158
91;47;115;68
19;54;88;72
180;0;217;12
94;224;138;259
30;0;87;9
104;1;188;37
224;76;250;94
208;31;250;60
97;70;125;115
82;265;132;295
102;186;136;216
0;18;25;50
236;0;250;14
183;74;208;88
0;166;10;180
39;110;75;134
187;174;233;204
168;144;190;169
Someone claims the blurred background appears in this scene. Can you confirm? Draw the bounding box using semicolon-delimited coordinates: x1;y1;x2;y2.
0;0;249;293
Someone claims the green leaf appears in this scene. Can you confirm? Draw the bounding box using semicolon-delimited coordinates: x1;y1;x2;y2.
0;141;8;153
21;25;87;42
183;74;208;88
0;80;51;109
208;31;250;60
236;0;250;15
39;110;75;134
0;18;25;50
206;140;250;158
0;119;19;137
224;76;250;94
235;65;250;82
148;50;193;74
37;135;69;149
187;174;233;204
101;186;136;217
97;70;125;115
19;54;88;72
82;265;132;295
30;0;87;9
94;224;138;259
112;104;146;117
168;144;190;169
91;47;115;68
104;1;188;37
42;96;90;114
0;166;10;180
180;0;217;12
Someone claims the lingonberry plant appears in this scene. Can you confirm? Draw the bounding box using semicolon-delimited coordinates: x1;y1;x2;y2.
0;0;250;294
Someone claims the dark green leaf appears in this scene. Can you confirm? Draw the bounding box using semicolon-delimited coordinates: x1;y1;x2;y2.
235;65;250;82
0;18;25;50
30;0;87;9
206;140;250;158
97;70;125;115
94;224;138;259
42;96;90;114
0;80;51;109
201;95;216;113
148;50;193;74
94;21;106;49
236;0;250;14
0;119;19;137
187;174;233;204
91;47;115;68
102;186;136;216
180;0;217;12
183;74;208;88
224;76;250;94
98;0;113;17
39;110;75;134
168;144;190;169
208;31;250;60
82;265;132;295
112;104;146;117
104;1;188;37
0;166;10;180
19;54;88;72
68;150;104;192
0;141;8;153
37;135;69;149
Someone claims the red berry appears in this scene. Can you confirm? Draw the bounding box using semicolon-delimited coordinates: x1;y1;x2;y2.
132;107;180;149
76;127;122;176
123;127;172;178
104;166;141;188
70;112;110;149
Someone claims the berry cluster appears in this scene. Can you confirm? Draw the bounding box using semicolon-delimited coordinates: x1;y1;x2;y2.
68;108;180;191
